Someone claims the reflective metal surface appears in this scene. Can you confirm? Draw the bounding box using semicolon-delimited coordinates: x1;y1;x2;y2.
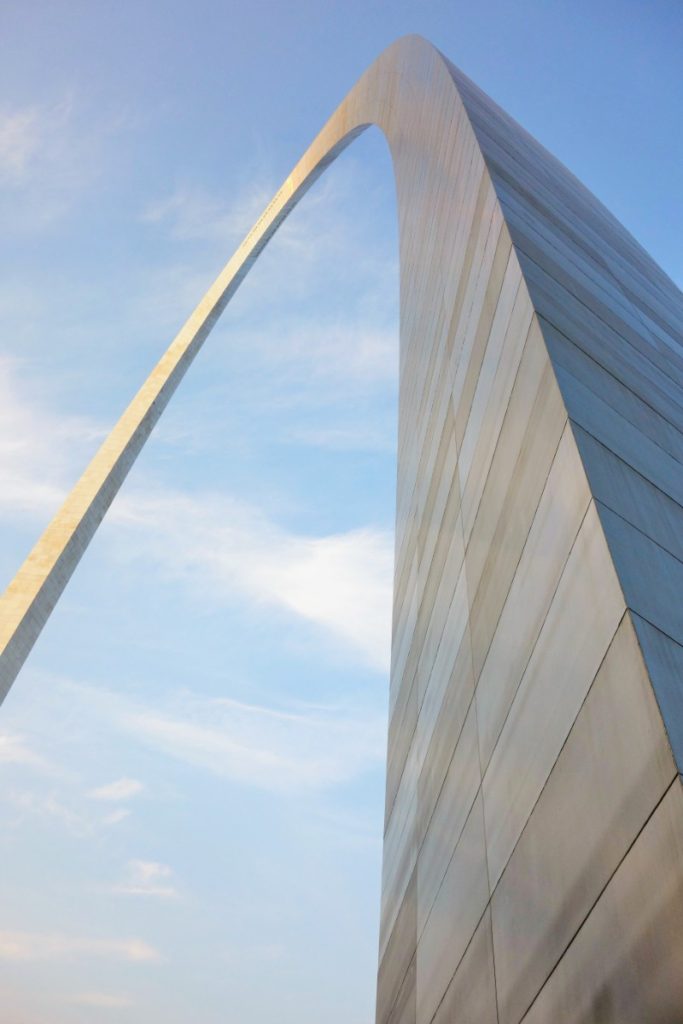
2;35;683;1024
491;615;676;1023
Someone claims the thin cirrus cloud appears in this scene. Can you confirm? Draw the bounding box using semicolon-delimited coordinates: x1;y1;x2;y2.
64;682;386;793
141;181;273;246
112;485;393;672
89;778;144;802
110;859;178;900
0;94;128;233
5;790;92;837
139;165;376;257
137;161;399;329
101;808;131;826
0;356;102;523
0;930;160;963
0;731;50;771
71;992;133;1009
0;355;393;672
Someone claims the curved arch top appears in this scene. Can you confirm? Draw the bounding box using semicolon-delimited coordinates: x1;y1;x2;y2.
3;34;683;1024
0;34;472;696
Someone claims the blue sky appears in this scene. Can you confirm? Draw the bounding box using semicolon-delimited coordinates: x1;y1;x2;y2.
0;2;681;1021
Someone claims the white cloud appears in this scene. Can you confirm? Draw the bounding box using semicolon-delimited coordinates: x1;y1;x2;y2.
0;355;102;522
0;731;49;771
4;789;101;839
138;161;398;328
0;355;392;671
141;182;272;246
0;95;129;231
0;108;44;185
0;143;396;670
71;992;132;1009
112;485;393;671
101;808;131;826
111;859;178;899
140;168;351;254
89;778;144;802
65;683;385;794
0;930;159;963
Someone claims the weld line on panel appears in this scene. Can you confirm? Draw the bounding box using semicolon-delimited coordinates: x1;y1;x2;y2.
474;424;587;776
520;248;683;387
516;773;680;1024
541;314;683;440
571;418;683;523
486;605;627;906
461;392;568;695
594;498;683;575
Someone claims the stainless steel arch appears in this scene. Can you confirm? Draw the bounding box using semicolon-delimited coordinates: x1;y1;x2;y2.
3;34;683;1024
0;33;452;697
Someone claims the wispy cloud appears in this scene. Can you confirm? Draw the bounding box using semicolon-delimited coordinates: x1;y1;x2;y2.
110;859;178;899
0;930;160;963
89;778;144;802
0;357;392;670
101;808;131;826
0;355;102;522
112;486;393;671
0;107;45;185
65;683;385;793
0;94;127;232
5;789;93;837
141;182;272;246
0;731;50;771
138;161;399;329
71;992;133;1009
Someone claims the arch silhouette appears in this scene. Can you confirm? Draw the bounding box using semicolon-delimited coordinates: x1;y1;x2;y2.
3;34;683;1024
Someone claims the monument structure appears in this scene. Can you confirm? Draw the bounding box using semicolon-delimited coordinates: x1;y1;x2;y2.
1;35;683;1023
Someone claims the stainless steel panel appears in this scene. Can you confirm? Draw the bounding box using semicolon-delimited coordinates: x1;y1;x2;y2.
416;793;489;1024
417;631;475;849
572;423;683;564
466;355;568;682
415;526;466;709
482;501;626;889
631;613;683;771
451;221;511;445
385;669;418;823
460;285;534;545
597;501;683;649
457;250;522;474
544;318;683;437
432;907;498;1024
517;249;683;389
381;765;417;958
414;562;469;768
377;869;417;1024
523;779;683;1024
417;700;480;934
555;366;683;507
491;614;676;1024
385;953;416;1024
475;422;591;769
462;316;552;598
416;401;457;564
539;303;683;433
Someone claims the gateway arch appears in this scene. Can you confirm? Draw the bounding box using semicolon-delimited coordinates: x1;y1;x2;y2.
2;34;683;1024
